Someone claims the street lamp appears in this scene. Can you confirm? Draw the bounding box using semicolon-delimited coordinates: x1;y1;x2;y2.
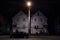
27;1;31;21
27;1;31;35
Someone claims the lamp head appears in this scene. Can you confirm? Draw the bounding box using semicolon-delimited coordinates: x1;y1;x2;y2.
27;1;31;7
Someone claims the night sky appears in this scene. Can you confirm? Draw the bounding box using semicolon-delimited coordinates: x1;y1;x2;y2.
0;0;57;17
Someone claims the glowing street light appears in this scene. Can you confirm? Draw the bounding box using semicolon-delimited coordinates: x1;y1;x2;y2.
27;1;31;7
26;1;31;21
27;1;31;21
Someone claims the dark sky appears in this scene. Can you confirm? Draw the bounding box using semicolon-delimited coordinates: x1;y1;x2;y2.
0;0;57;18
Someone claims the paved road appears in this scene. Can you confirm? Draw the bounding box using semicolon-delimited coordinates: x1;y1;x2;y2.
0;35;60;40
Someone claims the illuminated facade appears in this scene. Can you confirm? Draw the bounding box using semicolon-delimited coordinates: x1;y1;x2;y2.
12;11;48;34
31;11;48;34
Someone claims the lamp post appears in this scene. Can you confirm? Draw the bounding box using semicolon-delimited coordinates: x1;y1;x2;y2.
27;1;31;35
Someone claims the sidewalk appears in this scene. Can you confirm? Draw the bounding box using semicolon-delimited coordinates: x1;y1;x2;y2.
0;35;10;39
0;35;60;39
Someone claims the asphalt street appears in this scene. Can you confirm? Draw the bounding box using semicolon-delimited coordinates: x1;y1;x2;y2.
0;35;60;40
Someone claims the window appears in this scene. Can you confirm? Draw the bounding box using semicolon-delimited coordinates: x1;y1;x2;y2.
34;18;36;21
40;18;43;22
17;18;19;21
22;25;25;29
12;25;16;27
23;18;25;21
37;26;39;29
34;26;39;29
34;26;36;29
37;13;40;16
